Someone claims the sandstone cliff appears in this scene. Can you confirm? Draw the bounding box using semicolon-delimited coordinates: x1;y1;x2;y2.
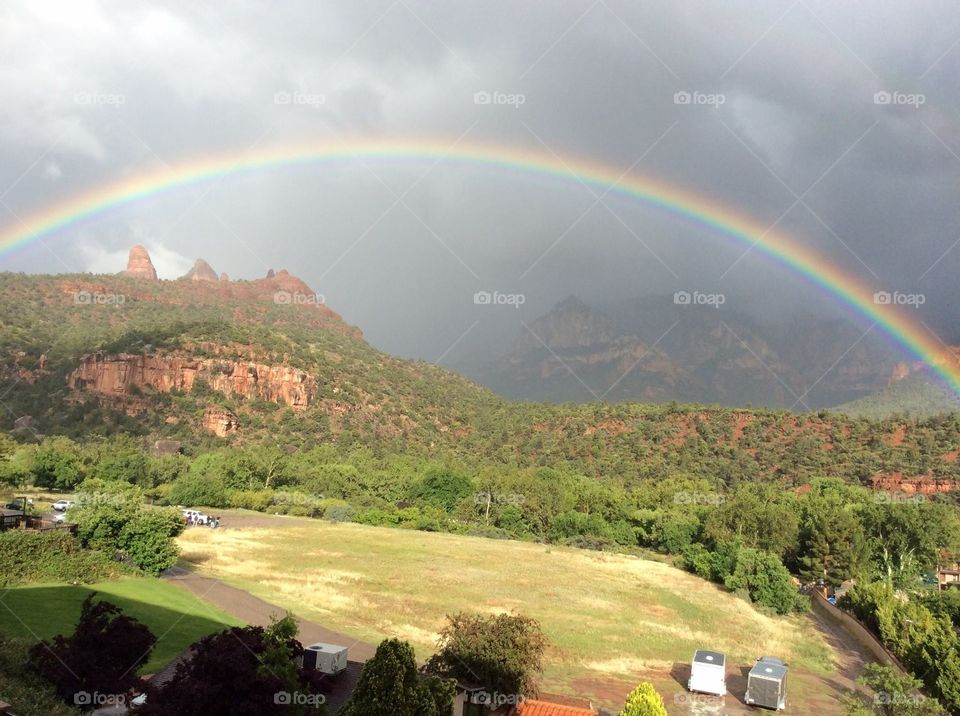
68;352;317;411
181;258;219;282
123;245;158;280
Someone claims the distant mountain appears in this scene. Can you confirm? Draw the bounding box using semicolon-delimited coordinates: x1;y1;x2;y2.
836;358;960;418
458;294;900;409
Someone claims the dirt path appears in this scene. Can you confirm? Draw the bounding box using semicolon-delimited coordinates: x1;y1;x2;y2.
163;564;377;663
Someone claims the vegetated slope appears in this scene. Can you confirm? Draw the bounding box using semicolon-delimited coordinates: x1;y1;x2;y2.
835;370;960;418
3;270;960;487
177;519;840;713
0;270;497;453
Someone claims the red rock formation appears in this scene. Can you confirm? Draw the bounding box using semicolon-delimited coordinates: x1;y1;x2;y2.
181;258;219;282
203;407;239;436
123;245;158;281
67;353;316;410
219;272;230;282
868;472;960;495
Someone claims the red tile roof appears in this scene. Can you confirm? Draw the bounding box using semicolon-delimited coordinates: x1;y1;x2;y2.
511;699;598;716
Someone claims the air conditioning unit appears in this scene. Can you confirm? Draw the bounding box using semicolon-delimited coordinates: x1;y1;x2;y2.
302;643;348;675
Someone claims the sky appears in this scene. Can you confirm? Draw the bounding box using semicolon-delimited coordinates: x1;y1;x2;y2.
1;0;959;365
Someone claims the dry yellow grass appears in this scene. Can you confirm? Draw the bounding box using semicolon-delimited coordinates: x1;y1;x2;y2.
178;521;834;698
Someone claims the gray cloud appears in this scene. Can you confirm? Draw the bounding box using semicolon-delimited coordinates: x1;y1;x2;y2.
1;0;959;363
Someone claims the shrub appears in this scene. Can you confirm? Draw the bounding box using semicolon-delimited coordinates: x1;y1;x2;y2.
0;636;77;716
724;547;807;615
322;501;354;522
169;472;229;508
0;531;126;586
28;595;156;705
228;489;275;512
118;509;184;576
620;681;668;716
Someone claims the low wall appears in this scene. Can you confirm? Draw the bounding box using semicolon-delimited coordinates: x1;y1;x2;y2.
810;592;910;675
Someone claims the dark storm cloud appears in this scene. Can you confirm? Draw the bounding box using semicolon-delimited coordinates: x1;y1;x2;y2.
1;0;959;361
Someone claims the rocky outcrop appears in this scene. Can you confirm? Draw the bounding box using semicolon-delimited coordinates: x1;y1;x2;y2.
219;272;230;282
869;472;960;495
67;353;316;410
181;258;219;282
203;407;239;437
123;245;158;281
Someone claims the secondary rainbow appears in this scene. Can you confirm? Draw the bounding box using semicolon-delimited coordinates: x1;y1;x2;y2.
1;138;956;396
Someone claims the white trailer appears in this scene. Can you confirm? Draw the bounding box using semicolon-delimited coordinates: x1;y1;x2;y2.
688;649;726;696
302;643;348;675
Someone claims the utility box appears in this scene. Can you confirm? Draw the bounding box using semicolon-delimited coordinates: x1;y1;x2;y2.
745;656;787;710
687;649;726;696
302;643;348;675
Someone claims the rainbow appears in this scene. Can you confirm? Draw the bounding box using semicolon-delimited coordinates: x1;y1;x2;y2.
1;137;957;396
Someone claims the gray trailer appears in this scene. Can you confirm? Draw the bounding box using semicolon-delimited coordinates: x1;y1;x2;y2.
744;656;787;710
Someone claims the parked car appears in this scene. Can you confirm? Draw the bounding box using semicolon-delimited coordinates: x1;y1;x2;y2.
52;512;68;524
52;500;74;512
182;509;209;525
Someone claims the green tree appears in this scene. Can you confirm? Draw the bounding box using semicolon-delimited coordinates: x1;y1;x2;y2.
842;663;945;716
30;436;83;490
340;638;453;716
118;509;183;575
724;547;806;615
798;501;870;584
411;467;475;512
425;612;546;698
619;681;668;716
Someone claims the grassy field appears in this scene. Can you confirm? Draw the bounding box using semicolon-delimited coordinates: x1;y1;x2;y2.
178;519;850;712
0;578;242;674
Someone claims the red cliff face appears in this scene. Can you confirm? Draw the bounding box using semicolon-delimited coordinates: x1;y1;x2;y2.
869;472;960;495
67;352;317;411
123;245;158;281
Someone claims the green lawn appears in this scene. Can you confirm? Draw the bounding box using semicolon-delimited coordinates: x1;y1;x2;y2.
0;578;242;674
